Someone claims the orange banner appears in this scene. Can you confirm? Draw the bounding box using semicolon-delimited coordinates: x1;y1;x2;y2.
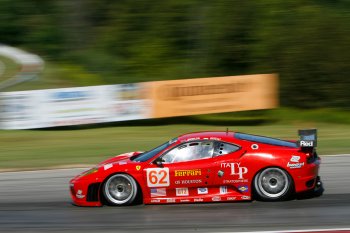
149;74;278;118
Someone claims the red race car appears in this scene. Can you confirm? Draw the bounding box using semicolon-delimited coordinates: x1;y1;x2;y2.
70;129;323;206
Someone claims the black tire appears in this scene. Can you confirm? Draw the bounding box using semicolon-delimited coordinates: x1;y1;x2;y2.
103;174;138;206
253;167;294;201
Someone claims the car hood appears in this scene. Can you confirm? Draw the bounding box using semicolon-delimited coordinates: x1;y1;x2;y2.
71;151;144;181
97;151;143;167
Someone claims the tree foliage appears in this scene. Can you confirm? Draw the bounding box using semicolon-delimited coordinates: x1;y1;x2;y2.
0;0;349;108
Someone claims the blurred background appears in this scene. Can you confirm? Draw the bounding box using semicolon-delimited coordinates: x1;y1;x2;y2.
0;0;350;170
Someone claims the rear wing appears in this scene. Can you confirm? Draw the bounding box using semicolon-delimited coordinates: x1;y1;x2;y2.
298;129;317;148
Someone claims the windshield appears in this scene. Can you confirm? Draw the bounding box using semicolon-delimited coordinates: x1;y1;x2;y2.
131;139;176;162
234;133;297;148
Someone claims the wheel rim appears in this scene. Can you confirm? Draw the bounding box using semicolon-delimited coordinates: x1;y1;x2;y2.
257;168;289;198
104;174;134;204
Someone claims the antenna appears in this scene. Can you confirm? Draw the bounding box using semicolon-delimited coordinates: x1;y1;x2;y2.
226;128;229;135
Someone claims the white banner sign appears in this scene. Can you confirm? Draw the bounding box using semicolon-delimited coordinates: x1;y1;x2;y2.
0;84;151;129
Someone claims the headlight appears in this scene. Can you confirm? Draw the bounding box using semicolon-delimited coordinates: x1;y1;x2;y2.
81;167;98;177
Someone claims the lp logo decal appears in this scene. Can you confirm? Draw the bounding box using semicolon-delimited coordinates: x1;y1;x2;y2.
221;163;248;179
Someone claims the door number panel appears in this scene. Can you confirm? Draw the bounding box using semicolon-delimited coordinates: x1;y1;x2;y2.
146;168;170;187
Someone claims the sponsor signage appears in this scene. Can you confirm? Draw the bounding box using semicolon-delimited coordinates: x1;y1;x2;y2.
220;186;228;194
0;74;278;129
175;169;201;177
287;155;305;169
76;190;85;199
221;162;248;179
176;188;189;196
197;187;208;195
149;74;278;118
238;185;249;193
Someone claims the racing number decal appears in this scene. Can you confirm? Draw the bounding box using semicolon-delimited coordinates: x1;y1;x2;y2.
146;168;170;187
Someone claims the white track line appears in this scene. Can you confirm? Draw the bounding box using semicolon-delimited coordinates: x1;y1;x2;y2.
224;227;350;233
321;154;350;157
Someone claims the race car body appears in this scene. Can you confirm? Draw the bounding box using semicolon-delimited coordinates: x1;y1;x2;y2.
70;129;322;206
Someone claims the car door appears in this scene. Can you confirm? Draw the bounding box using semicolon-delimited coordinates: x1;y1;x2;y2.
143;140;216;199
210;141;248;191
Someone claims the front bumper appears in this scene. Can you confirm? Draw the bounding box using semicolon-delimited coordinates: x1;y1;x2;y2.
70;179;102;207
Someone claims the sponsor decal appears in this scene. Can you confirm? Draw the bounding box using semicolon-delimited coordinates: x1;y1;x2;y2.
119;161;127;165
227;197;237;201
209;137;221;141
299;140;314;147
194;198;204;202
150;188;167;197
238;185;249;193
76;190;85;199
186;137;200;142
51;91;90;102
212;196;221;201
175;169;201;177
287;162;304;169
241;196;250;200
136;165;141;171
180;199;190;203
151;199;161;203
218;170;224;177
176;188;189;196
223;179;248;184
146;168;170;187
287;155;304;168
104;163;113;170
197;187;208;195
166;198;176;203
291;155;300;162
178;179;202;185
220;186;228;194
221;162;248;179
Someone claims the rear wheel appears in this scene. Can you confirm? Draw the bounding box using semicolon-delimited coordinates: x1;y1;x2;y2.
254;167;293;201
103;174;138;206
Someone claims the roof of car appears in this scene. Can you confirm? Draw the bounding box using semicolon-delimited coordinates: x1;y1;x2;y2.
178;131;234;141
177;131;297;148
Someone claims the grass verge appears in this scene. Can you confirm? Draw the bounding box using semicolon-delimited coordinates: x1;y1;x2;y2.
1;121;349;170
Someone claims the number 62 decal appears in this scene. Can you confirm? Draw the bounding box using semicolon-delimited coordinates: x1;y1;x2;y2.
146;168;170;187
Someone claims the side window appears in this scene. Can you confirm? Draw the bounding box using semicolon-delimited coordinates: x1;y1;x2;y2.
213;141;240;157
162;141;214;163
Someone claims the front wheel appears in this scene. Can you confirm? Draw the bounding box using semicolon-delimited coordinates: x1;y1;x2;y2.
103;174;138;206
253;167;293;201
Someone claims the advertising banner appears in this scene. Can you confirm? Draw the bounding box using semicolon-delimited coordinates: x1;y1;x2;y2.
0;84;152;129
149;74;278;118
0;74;278;129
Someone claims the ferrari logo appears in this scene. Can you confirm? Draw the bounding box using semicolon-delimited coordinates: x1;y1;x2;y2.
136;165;141;171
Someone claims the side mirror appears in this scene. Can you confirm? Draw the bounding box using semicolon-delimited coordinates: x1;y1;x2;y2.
153;157;165;167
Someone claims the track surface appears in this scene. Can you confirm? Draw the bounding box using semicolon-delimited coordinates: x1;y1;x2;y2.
0;156;350;233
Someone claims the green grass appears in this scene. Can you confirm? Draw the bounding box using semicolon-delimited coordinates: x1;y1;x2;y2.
0;56;20;83
1;58;350;170
1;121;349;170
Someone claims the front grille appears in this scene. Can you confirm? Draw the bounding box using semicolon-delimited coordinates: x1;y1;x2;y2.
86;183;101;202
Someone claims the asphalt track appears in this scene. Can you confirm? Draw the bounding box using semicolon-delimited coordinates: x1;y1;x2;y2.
0;155;350;233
